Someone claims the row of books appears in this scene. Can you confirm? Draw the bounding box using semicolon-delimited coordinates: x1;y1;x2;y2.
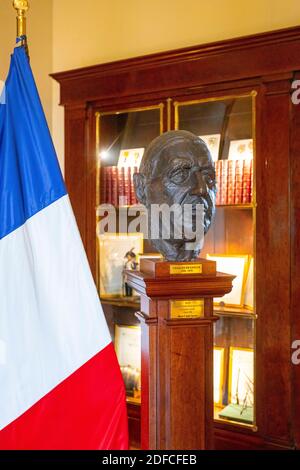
100;166;139;206
215;159;252;205
101;159;253;207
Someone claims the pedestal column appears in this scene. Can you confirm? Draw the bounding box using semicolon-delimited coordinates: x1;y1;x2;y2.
126;258;234;450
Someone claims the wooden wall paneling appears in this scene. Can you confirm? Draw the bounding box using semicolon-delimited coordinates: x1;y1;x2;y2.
256;76;292;447
86;106;97;280
290;71;300;450
52;27;300;450
64;105;88;247
52;28;300;106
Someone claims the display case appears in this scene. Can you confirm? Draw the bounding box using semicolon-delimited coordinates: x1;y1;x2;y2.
52;26;300;450
95;106;163;428
174;95;256;427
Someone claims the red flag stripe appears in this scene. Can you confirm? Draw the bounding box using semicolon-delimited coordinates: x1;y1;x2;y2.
0;343;128;450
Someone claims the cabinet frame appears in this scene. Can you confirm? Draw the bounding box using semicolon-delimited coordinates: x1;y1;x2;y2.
52;26;300;450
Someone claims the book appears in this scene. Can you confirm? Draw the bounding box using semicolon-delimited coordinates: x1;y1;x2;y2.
131;167;138;205
106;167;112;205
111;166;118;207
215;161;221;205
125;167;132;206
100;166;107;205
118;167;127;207
234;160;244;204
220;159;228;205
227;160;236;205
242;159;252;204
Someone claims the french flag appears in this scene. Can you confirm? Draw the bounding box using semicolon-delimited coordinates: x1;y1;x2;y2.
0;45;128;449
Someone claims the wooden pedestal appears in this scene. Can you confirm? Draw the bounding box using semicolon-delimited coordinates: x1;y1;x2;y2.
126;258;234;450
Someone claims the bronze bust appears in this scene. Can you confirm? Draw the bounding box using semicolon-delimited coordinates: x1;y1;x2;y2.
134;130;216;261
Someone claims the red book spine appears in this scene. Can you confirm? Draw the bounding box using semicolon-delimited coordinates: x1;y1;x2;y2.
106;167;112;205
111;166;118;206
227;160;236;205
124;167;131;206
100;167;107;204
242;159;251;204
234;160;243;204
220;159;228;205
215;161;221;206
131;167;138;205
118;167;126;207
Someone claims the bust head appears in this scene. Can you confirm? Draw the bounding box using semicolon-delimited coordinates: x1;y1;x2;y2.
134;130;216;261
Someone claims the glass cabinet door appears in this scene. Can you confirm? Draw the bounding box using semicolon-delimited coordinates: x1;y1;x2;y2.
175;94;256;427
95;105;163;404
96;106;163;207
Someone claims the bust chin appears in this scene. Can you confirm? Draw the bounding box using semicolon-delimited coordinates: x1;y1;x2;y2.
150;238;202;262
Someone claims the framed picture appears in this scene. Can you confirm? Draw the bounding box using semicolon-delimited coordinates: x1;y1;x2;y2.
118;148;145;169
244;256;254;310
228;347;254;406
214;347;224;405
199;134;221;162
206;254;249;307
98;233;143;296
115;325;141;399
228;139;253;161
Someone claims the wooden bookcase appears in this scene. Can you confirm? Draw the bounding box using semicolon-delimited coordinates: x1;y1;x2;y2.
52;26;300;450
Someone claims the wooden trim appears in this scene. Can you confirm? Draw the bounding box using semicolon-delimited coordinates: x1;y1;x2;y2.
52;26;300;81
52;26;300;106
52;25;300;450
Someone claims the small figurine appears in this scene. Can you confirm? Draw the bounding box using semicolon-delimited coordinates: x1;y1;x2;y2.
123;248;138;297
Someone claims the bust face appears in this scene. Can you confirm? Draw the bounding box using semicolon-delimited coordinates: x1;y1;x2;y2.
134;131;216;261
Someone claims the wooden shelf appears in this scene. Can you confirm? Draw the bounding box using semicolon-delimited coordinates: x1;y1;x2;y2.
100;295;140;309
216;203;254;209
214;305;255;318
99;203;254;210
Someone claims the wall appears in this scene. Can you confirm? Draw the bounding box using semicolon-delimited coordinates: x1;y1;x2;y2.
0;0;53;129
52;0;300;171
1;1;300;172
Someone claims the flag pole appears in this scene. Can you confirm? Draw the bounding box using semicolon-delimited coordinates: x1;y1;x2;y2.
13;0;29;57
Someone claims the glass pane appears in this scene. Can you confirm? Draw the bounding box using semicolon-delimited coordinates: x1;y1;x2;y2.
214;316;255;424
98;107;162;206
176;95;255;426
96;106;162;404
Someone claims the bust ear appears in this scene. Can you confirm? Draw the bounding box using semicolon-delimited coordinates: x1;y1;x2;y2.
133;173;146;205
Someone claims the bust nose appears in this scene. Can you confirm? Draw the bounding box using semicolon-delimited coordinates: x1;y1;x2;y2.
191;170;208;196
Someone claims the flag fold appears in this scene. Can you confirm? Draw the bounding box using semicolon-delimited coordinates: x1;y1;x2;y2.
0;45;128;450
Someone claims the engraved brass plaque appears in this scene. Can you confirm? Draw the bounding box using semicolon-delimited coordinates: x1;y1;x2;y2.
169;264;202;275
170;299;205;319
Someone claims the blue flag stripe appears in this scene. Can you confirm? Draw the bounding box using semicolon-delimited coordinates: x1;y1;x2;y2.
0;46;66;240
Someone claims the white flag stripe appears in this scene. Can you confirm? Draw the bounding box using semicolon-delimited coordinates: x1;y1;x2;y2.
0;196;111;431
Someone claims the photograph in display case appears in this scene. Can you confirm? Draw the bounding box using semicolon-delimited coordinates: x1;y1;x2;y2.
219;347;254;424
214;347;225;405
244;256;254;310
198;134;221;162
98;233;143;296
206;254;249;307
115;325;141;400
118;148;145;169
228;139;253;161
